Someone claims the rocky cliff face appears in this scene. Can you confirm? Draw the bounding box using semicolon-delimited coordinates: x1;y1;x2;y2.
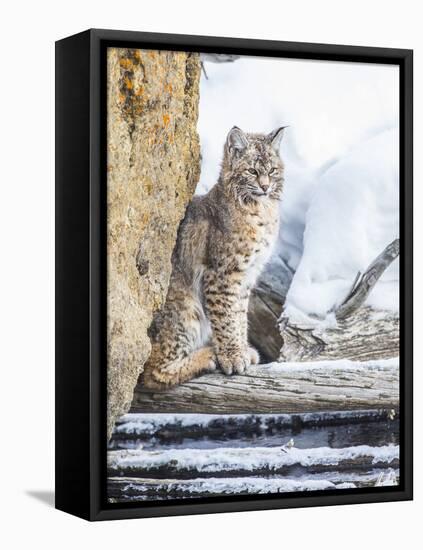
107;48;201;439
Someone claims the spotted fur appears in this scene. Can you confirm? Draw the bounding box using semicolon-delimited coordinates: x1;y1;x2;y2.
142;126;285;388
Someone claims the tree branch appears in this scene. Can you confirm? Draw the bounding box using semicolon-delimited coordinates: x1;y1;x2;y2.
335;239;399;320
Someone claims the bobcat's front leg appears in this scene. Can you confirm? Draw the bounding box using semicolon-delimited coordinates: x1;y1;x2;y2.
204;270;251;375
239;289;260;366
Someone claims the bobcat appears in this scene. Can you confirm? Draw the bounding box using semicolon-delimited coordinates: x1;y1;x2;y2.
142;126;286;388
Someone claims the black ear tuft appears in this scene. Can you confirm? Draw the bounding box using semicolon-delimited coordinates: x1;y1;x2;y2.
268;126;288;150
226;126;249;153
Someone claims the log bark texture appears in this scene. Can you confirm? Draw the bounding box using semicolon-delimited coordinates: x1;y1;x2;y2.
131;360;398;414
279;306;399;362
107;48;201;438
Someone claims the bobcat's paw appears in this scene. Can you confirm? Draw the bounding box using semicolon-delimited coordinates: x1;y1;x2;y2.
217;350;249;376
206;355;218;373
248;346;260;365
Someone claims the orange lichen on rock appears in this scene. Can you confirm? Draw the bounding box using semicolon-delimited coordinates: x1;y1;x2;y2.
133;49;142;62
119;58;134;70
124;76;133;90
162;114;171;127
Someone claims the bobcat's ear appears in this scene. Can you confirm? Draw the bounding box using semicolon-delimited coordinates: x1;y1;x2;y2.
268;126;287;151
226;126;248;154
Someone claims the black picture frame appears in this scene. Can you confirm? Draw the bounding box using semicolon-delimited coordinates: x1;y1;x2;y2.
55;28;413;521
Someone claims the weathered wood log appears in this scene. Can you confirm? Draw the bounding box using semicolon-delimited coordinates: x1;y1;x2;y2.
107;444;399;480
248;241;399;363
278;240;400;362
279;306;399;362
114;410;398;440
131;359;398;414
111;418;398;455
107;477;349;500
108;470;398;501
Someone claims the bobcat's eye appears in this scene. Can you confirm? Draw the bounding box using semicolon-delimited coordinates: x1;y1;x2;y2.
248;168;258;175
269;168;277;175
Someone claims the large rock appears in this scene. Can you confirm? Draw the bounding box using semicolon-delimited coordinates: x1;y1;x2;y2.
107;48;201;438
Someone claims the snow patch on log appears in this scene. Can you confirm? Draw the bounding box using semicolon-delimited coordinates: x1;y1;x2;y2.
109;476;355;498
115;409;397;437
266;357;398;373
108;444;399;474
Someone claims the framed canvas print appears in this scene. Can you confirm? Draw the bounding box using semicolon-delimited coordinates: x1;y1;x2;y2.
55;29;413;521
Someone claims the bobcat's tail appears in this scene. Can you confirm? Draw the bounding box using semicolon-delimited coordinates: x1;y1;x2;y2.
142;346;216;389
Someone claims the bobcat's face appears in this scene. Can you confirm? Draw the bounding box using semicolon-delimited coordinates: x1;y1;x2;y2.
224;126;286;203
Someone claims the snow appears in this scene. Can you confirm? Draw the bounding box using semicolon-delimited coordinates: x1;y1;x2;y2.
264;356;398;374
283;128;399;323
197;55;399;317
198;56;398;187
113;413;279;436
108;444;399;473
375;468;399;487
111;476;355;496
114;407;395;436
108;466;399;501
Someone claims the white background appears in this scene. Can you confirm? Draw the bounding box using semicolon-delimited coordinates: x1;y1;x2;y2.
0;0;420;548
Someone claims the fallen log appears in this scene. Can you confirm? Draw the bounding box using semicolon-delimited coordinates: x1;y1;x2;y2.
107;477;351;500
131;358;399;415
107;443;399;480
111;411;399;453
279;306;399;362
278;240;400;362
107;476;355;501
248;241;399;363
113;410;398;441
107;468;399;501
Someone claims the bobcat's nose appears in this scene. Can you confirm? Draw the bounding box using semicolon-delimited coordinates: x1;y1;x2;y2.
258;175;270;193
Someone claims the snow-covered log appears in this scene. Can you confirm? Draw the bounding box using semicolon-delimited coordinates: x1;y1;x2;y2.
108;443;399;479
278;240;400;362
107;468;398;501
131;358;399;414
114;410;396;439
279;306;399;362
247;244;399;363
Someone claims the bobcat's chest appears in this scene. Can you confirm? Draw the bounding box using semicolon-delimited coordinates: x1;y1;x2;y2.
242;208;279;288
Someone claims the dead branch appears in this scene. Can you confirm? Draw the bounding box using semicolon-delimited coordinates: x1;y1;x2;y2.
335;239;399;320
